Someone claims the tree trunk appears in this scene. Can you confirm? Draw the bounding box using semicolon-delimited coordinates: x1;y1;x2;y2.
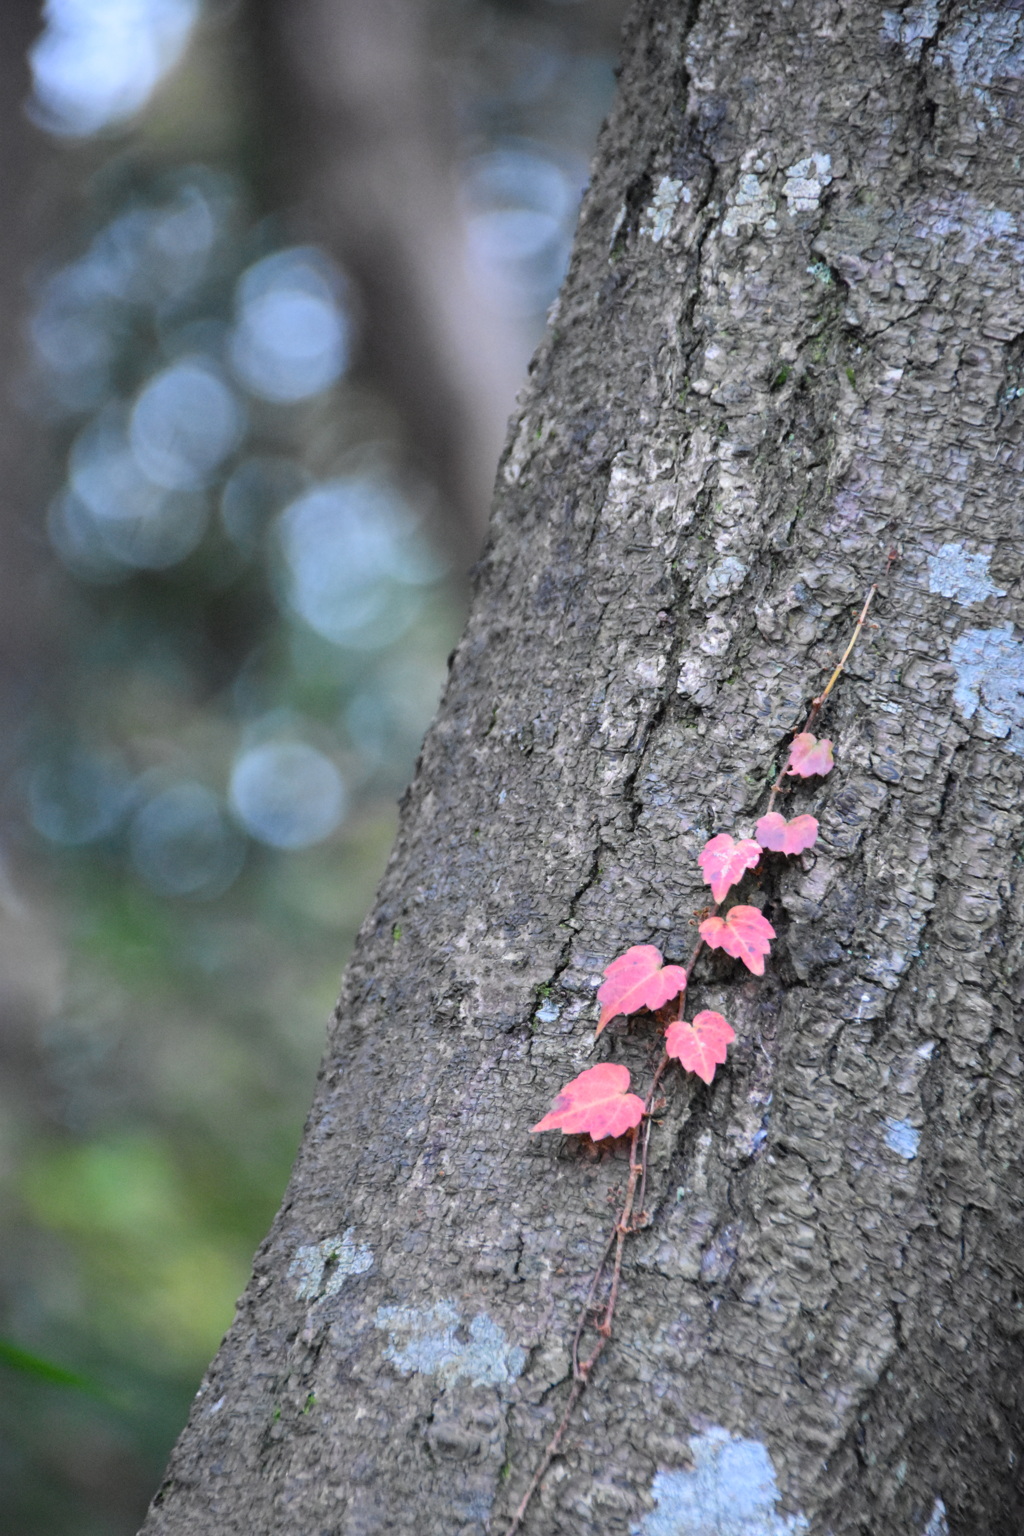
140;2;1024;1532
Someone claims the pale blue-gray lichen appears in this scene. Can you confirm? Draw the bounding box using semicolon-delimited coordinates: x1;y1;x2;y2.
884;1117;920;1161
950;625;1024;754
923;1497;949;1536
642;177;688;243
782;154;832;214
881;2;939;61
633;1427;808;1536
289;1228;373;1300
927;543;1004;605
723;173;777;238
703;556;749;601
375;1300;526;1389
938;12;1024;111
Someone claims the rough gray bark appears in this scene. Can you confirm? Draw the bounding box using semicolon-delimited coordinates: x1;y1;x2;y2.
141;2;1024;1533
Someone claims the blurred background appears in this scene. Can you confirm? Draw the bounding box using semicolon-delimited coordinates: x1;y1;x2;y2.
0;1;626;1531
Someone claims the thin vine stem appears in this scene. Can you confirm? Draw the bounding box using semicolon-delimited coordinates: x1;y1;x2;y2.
570;1227;617;1379
814;583;878;712
506;1047;677;1536
636;1051;671;1224
502;1376;588;1536
503;1054;676;1536
504;1127;642;1536
501;580;880;1536
766;583;877;816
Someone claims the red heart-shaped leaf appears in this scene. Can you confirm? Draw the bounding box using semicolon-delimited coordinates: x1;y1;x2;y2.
785;732;834;778
698;905;776;976
697;833;762;904
665;1010;736;1084
755;811;818;855
595;944;687;1036
530;1062;645;1140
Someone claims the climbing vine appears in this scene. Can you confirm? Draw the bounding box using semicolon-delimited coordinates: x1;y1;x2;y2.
505;583;880;1534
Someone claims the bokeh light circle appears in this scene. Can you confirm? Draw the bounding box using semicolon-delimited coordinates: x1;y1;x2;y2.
229;248;350;403
276;477;441;648
462;146;577;316
229;742;346;850
30;0;201;138
129;782;245;898
130;359;244;490
29;748;134;845
64;407;211;571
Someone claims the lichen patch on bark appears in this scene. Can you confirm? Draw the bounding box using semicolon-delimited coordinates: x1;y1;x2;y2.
375;1300;527;1389
950;625;1024;752
642;177;689;242
927;543;1005;605
922;1496;950;1535
883;1116;921;1161
287;1229;373;1300
781;153;832;214
634;1428;808;1536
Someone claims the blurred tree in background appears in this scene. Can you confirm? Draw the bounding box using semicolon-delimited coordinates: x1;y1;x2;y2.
0;2;624;1531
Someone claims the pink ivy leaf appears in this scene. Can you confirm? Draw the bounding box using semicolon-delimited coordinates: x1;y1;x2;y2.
531;1062;645;1139
665;1010;737;1085
698;904;776;976
697;833;762;904
785;732;834;778
755;811;819;856
595;944;687;1037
